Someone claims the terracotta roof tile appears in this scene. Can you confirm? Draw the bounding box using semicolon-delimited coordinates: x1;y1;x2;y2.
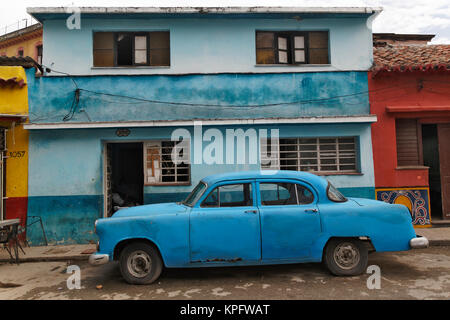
0;56;42;73
371;45;450;74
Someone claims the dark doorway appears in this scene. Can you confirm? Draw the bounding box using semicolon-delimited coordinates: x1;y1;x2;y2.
422;124;442;220
107;143;143;216
437;124;450;219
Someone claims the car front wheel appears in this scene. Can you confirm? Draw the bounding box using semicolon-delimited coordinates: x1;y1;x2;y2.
119;242;163;285
323;238;368;276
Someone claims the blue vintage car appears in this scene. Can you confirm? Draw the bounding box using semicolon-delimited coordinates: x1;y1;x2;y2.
89;170;428;284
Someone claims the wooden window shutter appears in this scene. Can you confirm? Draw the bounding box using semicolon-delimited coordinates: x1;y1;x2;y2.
149;32;170;66
256;32;276;64
396;119;422;166
308;32;329;64
93;32;114;67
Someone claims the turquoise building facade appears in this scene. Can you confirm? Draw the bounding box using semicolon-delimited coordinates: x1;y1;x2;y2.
25;7;380;245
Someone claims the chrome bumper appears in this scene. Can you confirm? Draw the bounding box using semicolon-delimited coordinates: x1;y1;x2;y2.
89;253;110;265
410;236;429;249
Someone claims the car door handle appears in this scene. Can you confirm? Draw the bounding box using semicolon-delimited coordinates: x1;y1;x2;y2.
244;210;258;214
304;209;318;213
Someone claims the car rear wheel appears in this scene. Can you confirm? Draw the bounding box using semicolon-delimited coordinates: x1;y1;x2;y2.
323;238;368;276
119;242;163;285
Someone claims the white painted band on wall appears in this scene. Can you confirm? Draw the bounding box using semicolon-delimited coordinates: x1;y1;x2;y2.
23;115;377;130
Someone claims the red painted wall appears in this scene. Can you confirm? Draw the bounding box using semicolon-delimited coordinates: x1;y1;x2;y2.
5;197;28;241
369;71;450;188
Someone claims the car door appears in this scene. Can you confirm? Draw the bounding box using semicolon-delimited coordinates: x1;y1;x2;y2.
257;179;321;260
189;180;261;263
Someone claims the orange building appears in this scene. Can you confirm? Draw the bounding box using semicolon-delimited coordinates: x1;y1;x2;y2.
0;23;42;63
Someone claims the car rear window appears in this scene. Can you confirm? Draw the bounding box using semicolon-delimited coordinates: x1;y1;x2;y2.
327;182;347;202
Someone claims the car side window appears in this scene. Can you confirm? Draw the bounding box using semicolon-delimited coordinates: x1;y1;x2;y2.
202;188;218;207
201;183;253;208
260;183;297;205
297;184;314;204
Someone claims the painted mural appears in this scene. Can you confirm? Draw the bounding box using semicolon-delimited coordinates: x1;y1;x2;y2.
376;188;431;226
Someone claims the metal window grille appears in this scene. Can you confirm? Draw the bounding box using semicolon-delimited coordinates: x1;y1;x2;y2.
144;140;190;185
261;137;357;173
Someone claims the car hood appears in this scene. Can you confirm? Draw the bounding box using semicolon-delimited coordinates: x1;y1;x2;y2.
111;202;188;218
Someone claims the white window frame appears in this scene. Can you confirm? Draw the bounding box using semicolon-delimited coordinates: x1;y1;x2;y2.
143;140;191;186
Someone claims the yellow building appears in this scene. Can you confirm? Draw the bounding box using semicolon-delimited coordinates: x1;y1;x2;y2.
0;57;41;238
0;24;42;63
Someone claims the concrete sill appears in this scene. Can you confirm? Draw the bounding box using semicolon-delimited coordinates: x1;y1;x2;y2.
314;172;363;176
396;166;429;170
144;182;191;187
91;66;170;70
254;64;331;67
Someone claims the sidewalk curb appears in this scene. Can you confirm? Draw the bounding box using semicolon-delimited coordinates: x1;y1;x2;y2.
0;255;89;263
1;241;448;264
429;240;450;246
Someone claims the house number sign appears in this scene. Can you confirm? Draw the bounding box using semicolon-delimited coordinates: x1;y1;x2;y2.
116;129;131;137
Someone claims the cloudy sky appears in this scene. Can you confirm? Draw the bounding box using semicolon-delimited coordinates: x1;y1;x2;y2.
0;0;449;43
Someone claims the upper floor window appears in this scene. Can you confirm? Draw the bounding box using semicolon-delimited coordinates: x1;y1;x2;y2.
36;44;43;64
93;31;170;67
17;48;24;57
256;31;329;65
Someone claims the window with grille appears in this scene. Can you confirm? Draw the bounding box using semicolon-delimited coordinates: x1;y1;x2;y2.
144;140;190;185
261;137;358;173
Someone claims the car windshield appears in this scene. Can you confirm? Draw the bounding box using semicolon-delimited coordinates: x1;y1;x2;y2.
182;182;207;207
327;181;347;202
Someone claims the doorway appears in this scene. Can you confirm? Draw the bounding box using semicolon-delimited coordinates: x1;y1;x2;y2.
437;124;450;219
422;124;442;220
104;142;144;217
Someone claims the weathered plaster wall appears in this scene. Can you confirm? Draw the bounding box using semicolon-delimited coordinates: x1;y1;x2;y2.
369;72;450;188
27;71;370;123
42;17;373;75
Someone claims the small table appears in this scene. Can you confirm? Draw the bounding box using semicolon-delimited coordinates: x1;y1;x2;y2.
0;219;25;264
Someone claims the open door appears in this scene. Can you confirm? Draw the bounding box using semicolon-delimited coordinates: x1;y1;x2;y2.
103;142;144;217
438;124;450;219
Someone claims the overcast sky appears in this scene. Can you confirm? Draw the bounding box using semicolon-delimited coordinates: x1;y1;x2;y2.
0;0;449;43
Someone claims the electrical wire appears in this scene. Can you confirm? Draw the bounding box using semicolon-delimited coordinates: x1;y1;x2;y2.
38;66;439;121
77;81;416;109
62;88;80;121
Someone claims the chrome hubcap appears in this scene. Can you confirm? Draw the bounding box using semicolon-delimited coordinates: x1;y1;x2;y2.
127;250;152;278
333;242;360;270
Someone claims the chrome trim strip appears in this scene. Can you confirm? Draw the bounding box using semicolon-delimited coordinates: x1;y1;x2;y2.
88;253;110;265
